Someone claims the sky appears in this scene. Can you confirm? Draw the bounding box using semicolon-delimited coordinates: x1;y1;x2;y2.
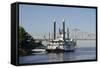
19;4;96;39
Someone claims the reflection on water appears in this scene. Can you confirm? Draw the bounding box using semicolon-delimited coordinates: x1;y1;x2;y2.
19;40;96;64
48;53;64;62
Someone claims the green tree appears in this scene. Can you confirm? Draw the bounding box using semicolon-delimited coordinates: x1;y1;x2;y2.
19;26;45;55
19;26;26;48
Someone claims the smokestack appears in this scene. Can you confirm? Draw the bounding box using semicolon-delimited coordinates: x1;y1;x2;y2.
53;19;56;39
67;28;69;40
62;19;65;41
49;32;50;40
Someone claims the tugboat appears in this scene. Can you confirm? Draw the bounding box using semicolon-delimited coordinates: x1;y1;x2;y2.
46;19;76;52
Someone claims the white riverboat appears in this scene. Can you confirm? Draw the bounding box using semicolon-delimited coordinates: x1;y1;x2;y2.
46;19;76;52
46;33;76;52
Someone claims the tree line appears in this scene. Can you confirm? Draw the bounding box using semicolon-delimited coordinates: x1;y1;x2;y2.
19;26;45;56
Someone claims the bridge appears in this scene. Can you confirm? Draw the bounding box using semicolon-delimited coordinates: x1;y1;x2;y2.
34;38;95;41
32;28;96;42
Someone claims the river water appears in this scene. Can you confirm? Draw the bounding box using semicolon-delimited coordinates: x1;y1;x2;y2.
19;40;96;64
